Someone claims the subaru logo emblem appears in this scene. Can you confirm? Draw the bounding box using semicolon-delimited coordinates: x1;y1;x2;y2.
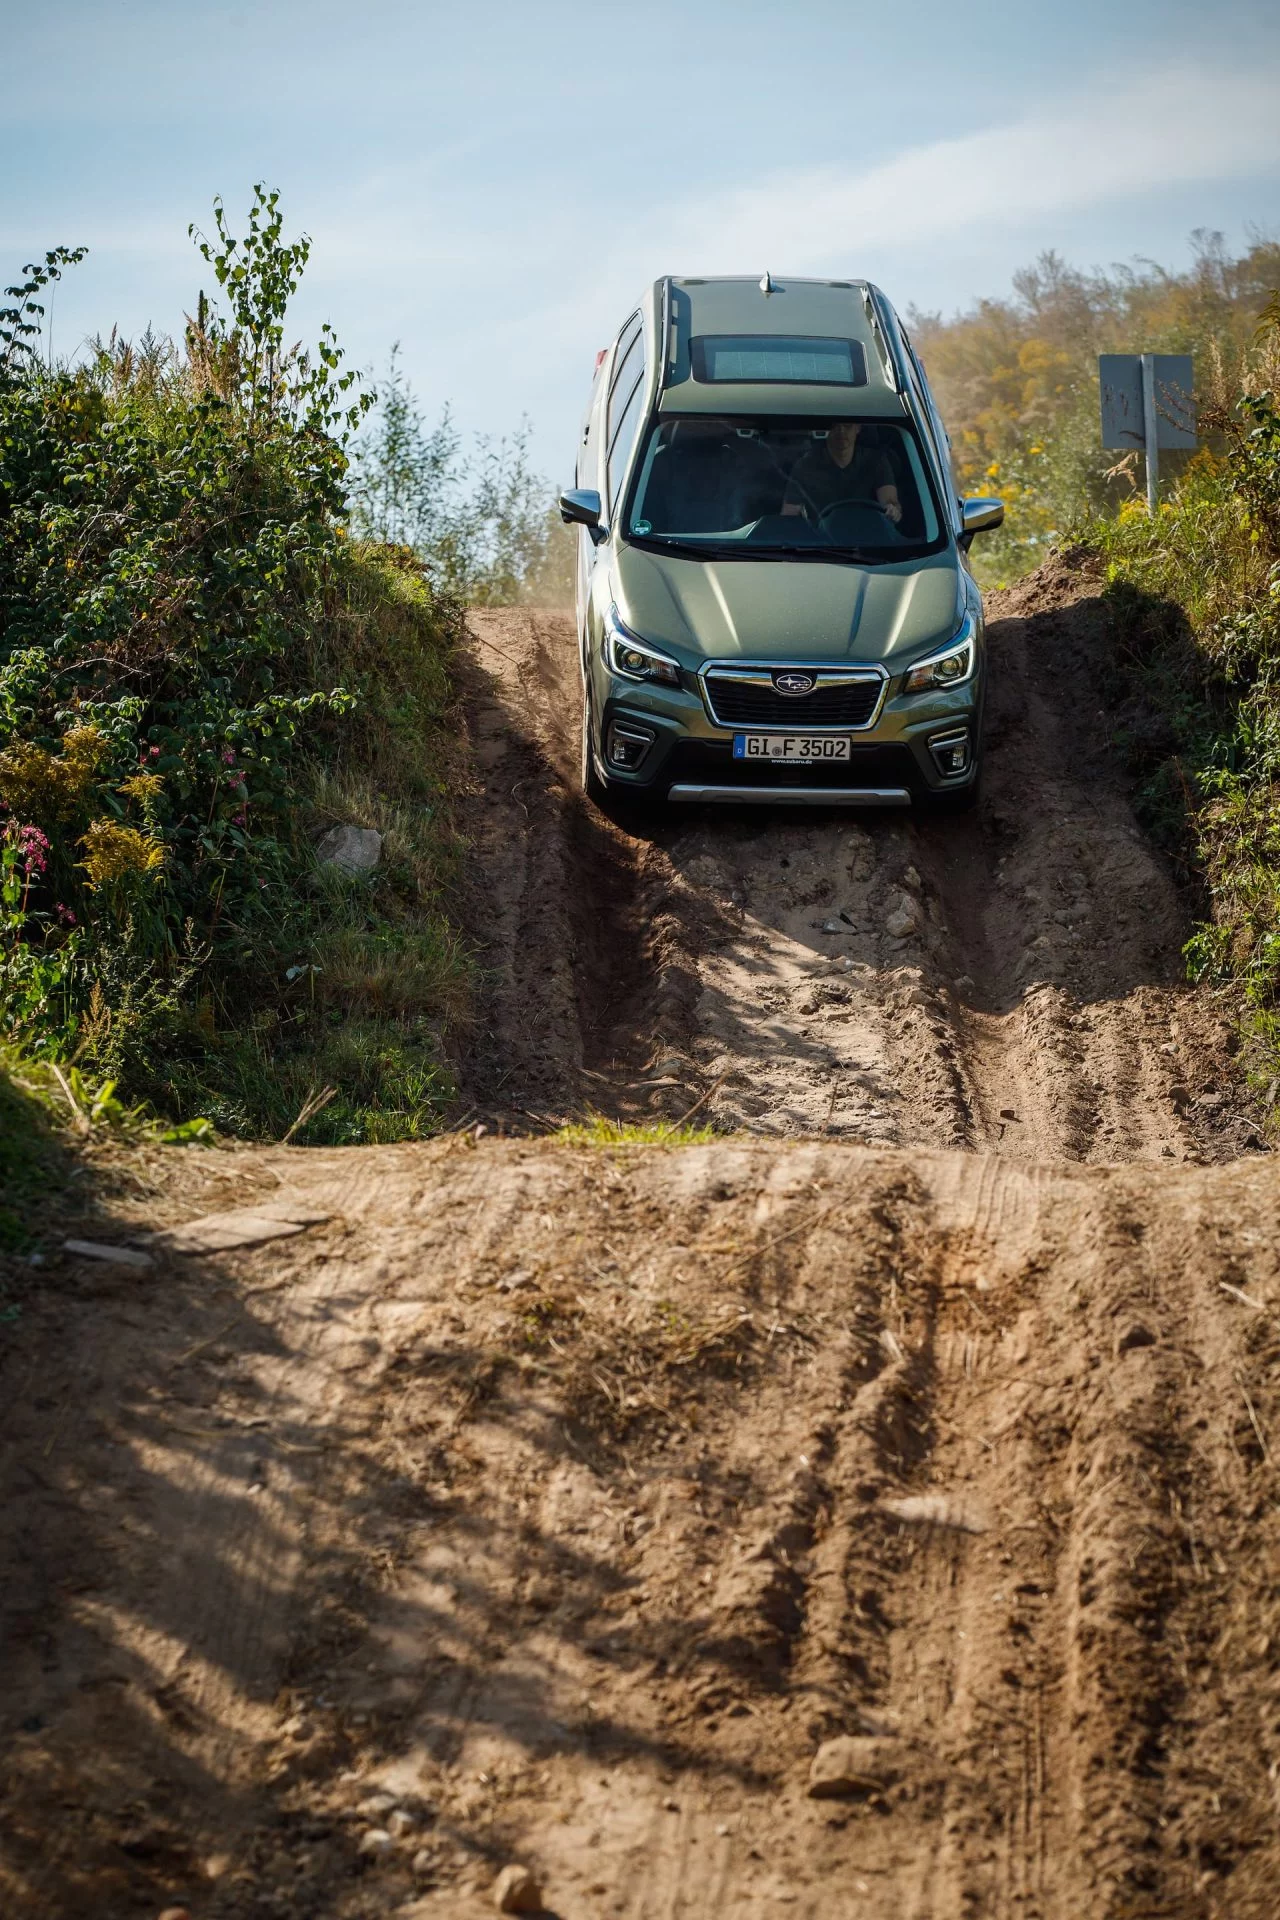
773;671;815;696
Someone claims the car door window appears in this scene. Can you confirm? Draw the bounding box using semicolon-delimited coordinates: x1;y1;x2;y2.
609;314;642;411
607;371;645;514
606;314;647;515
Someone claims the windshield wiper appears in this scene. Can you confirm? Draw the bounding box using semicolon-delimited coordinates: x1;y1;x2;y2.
745;543;885;563
630;534;909;565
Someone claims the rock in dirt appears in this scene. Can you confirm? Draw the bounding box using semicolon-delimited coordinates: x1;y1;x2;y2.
63;1238;155;1269
146;1202;330;1256
316;824;382;873
808;1735;899;1798
493;1862;543;1912
879;1492;987;1534
357;1790;398;1818
884;895;922;939
358;1827;394;1858
157;1909;192;1920
387;1808;417;1836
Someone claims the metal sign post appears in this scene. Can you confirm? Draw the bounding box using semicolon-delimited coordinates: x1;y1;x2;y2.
1100;353;1196;513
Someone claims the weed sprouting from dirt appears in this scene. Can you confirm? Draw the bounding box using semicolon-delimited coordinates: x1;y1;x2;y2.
554;1115;719;1148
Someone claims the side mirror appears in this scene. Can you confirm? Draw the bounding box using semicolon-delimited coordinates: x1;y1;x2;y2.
559;488;606;544
960;496;1005;537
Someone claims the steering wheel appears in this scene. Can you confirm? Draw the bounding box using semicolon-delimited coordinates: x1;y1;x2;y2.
817;498;893;530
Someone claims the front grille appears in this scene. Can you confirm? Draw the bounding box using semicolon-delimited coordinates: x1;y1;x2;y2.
703;668;884;730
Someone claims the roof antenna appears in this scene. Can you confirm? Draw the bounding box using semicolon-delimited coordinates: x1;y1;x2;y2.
759;270;776;296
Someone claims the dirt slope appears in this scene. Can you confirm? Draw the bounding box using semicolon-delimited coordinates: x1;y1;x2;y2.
2;555;1276;1920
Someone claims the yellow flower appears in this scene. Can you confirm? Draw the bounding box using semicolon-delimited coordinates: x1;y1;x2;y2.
986;463;1001;479
79;820;165;888
119;772;164;804
0;725;104;820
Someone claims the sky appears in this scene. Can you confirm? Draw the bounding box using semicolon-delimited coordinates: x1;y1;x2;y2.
3;0;1279;483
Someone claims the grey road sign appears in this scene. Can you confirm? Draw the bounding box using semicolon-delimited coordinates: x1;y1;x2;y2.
1100;354;1196;450
1099;352;1196;512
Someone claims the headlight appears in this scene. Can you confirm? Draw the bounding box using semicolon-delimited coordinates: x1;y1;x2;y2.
605;607;681;686
903;616;977;694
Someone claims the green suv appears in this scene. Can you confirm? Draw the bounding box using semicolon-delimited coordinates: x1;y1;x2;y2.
560;274;1003;808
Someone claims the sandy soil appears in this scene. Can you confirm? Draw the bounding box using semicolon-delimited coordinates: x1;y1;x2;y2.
2;555;1277;1920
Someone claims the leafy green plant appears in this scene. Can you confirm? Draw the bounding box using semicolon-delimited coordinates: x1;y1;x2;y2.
0;192;468;1143
1086;293;1280;1122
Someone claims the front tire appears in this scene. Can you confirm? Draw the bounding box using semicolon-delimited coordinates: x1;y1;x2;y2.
580;678;610;806
580;679;661;819
926;762;982;815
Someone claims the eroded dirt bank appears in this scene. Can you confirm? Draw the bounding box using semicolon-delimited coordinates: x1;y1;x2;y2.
3;554;1277;1920
462;554;1259;1162
3;1137;1280;1919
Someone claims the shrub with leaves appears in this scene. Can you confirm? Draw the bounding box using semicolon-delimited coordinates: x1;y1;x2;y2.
0;192;467;1141
1089;294;1280;1117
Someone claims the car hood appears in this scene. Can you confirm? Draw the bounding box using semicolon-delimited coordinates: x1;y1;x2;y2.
612;543;963;666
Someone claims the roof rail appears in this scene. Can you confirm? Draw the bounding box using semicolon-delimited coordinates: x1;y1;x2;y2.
861;287;901;393
658;275;674;377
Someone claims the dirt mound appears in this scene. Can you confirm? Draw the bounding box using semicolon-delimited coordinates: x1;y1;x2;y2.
2;556;1275;1918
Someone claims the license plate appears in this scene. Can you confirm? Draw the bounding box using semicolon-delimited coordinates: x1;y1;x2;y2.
733;733;852;764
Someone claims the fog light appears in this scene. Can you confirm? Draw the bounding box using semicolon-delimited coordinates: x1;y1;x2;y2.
928;727;970;777
607;722;655;770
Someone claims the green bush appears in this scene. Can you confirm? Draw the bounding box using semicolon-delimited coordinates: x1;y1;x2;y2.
0;193;469;1142
1087;304;1280;1116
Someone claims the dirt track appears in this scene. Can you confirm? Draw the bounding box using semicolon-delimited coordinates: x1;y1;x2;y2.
3;557;1279;1920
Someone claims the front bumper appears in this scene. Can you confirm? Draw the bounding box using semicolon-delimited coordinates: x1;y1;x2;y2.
588;657;983;803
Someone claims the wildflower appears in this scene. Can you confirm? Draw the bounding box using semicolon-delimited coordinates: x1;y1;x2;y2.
232;810;248;828
149;745;161;759
55;902;77;926
5;822;50;878
119;772;164;804
0;726;103;819
79;820;165;888
221;746;236;765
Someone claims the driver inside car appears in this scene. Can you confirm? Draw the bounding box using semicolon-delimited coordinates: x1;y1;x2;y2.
782;421;903;524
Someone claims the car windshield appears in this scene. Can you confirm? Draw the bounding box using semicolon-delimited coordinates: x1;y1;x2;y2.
625;416;943;559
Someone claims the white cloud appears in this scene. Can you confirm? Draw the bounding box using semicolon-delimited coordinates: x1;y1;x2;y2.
523;58;1280;346
654;62;1280;272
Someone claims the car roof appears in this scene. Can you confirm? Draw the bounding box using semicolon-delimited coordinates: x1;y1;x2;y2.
654;275;911;420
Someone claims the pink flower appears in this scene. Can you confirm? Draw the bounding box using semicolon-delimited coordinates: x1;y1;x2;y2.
6;823;49;877
232;811;248;828
221;747;236;765
56;902;77;926
149;745;161;759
